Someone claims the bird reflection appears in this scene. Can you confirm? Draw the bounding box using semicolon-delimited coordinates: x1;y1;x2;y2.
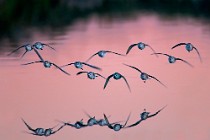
22;118;65;137
123;63;166;87
126;106;166;128
104;72;131;92
126;42;158;56
171;43;202;63
103;113;130;131
152;53;193;67
86;50;125;62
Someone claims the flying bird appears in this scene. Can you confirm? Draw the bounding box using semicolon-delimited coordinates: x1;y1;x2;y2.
126;105;167;128
152;52;193;67
61;61;101;70
33;42;55;51
171;43;202;63
8;44;33;58
123;64;166;87
86;50;125;62
22;118;65;137
60;120;88;129
126;42;158;56
104;72;131;92
103;113;131;131
76;71;106;80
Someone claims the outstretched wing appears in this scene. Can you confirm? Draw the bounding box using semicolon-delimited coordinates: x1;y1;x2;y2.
42;43;56;51
20;51;28;59
51;124;66;134
76;71;88;75
103;74;114;89
121;75;131;92
176;58;194;68
52;63;70;75
192;45;202;63
125;119;142;128
123;63;142;73
103;114;113;129
85;52;99;62
33;49;44;61
21;61;43;65
171;43;187;49
82;62;102;70
123;112;131;128
8;45;25;56
60;63;74;68
145;44;158;57
95;73;106;79
151;52;170;57
148;105;167;118
126;44;137;54
21;118;35;133
148;74;167;88
106;51;125;56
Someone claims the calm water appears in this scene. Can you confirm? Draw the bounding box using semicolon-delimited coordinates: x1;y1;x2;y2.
0;13;210;140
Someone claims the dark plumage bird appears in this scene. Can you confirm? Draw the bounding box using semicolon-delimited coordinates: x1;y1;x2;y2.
152;52;193;67
60;119;88;129
77;71;106;80
103;113;131;131
123;64;166;87
86;50;125;62
22;118;65;137
126;42;158;56
21;49;70;75
33;42;55;51
104;72;131;92
171;43;202;63
126;106;167;128
61;61;101;70
8;44;33;58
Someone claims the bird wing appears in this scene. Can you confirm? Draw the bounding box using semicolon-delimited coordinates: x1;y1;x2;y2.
76;71;88;75
33;49;44;61
148;74;167;88
192;45;202;63
106;50;125;56
151;52;170;57
148;105;167;119
126;44;137;55
145;44;158;57
85;52;99;62
121;75;131;92
171;43;187;49
82;62;102;70
103;114;113;129
103;74;114;89
125;119;142;128
123;63;142;73
52;63;71;75
123;112;131;128
8;45;25;56
42;43;56;51
51;124;66;134
176;58;194;68
21;61;43;65
21;118;36;132
60;63;74;68
95;73;106;79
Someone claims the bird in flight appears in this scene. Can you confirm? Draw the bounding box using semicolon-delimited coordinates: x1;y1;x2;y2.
61;61;101;70
104;72;131;92
171;42;202;63
86;50;125;62
123;63;166;87
151;52;193;67
76;71;106;80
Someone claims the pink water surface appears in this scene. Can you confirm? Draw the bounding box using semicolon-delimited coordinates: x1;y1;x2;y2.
1;14;210;140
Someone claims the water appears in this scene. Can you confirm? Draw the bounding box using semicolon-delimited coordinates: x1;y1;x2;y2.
0;13;210;140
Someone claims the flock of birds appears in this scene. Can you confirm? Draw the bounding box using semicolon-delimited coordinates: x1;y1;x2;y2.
8;41;202;136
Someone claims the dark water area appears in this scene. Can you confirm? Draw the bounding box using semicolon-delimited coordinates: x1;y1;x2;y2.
1;0;210;47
